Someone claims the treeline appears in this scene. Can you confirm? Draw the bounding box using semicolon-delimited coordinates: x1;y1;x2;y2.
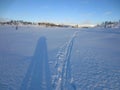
38;22;71;27
0;20;72;28
0;20;35;25
96;20;120;28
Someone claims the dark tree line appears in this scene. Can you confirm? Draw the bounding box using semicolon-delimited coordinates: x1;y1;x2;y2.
38;22;71;27
0;20;33;25
96;20;120;28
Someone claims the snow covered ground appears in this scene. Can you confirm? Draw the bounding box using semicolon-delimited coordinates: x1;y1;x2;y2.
0;25;120;90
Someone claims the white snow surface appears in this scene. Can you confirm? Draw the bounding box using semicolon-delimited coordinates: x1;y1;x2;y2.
0;25;120;90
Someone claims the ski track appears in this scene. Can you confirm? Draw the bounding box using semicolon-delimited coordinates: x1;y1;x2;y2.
20;36;52;90
53;31;78;90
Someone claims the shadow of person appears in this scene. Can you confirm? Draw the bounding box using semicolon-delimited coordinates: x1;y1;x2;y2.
20;36;52;90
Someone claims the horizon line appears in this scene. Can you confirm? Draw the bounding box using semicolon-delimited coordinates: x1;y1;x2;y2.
0;17;120;26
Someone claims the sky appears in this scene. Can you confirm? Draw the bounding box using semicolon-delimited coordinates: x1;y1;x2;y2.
0;0;120;25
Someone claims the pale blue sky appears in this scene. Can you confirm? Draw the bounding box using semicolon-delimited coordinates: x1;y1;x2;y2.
0;0;120;25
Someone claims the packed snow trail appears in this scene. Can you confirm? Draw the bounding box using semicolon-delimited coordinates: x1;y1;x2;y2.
20;36;52;90
54;31;78;90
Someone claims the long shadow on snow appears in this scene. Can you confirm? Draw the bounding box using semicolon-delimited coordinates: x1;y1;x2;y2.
20;36;51;90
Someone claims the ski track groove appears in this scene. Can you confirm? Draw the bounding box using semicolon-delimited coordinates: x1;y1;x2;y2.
54;31;78;90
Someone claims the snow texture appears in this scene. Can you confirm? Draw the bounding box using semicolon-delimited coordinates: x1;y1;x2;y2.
0;26;120;90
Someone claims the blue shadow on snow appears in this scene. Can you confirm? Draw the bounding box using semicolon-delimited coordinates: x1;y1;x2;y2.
20;36;52;90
